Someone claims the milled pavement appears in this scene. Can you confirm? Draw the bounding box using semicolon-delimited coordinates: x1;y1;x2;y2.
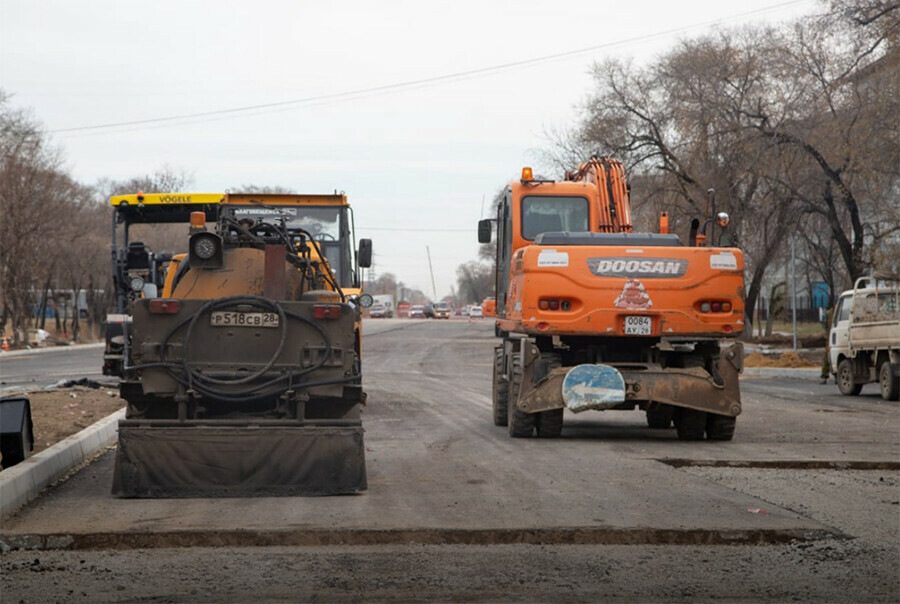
1;340;837;550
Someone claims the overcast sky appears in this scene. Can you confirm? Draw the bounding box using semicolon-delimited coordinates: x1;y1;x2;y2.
1;0;815;300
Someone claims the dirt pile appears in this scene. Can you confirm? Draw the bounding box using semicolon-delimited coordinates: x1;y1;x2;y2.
743;350;820;368
14;388;124;455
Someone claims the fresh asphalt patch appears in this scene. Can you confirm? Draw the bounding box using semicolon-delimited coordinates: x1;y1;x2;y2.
661;458;900;470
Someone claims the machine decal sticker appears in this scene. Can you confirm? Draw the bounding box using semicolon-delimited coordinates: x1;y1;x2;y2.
234;207;298;216
538;249;569;267
587;257;687;278
710;252;738;270
614;279;653;309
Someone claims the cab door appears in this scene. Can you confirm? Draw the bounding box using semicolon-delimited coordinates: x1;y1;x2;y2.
829;293;852;369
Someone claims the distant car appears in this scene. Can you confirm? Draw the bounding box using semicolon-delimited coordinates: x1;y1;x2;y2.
432;302;451;319
410;305;426;319
368;303;387;318
469;305;483;318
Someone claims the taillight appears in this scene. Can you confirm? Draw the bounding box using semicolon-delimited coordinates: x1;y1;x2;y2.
313;304;342;319
149;299;180;314
697;300;732;314
539;298;571;311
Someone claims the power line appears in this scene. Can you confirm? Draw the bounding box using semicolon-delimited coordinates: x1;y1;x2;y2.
358;227;472;232
51;0;809;136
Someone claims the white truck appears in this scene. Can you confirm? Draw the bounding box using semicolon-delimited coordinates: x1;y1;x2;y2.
829;275;900;400
371;294;394;317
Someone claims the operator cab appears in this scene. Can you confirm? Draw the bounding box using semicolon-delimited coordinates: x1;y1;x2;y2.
222;203;357;288
520;195;589;240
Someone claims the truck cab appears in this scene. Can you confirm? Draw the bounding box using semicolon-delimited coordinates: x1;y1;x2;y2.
829;275;900;400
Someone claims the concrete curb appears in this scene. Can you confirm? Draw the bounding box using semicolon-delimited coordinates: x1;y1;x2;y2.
0;407;124;519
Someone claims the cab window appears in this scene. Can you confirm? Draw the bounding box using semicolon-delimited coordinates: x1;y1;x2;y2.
521;196;589;240
835;296;852;324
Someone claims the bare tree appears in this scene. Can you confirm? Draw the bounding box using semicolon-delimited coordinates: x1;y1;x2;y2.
738;10;899;284
94;166;194;200
455;261;493;304
0;93;81;344
551;3;899;332
230;185;296;194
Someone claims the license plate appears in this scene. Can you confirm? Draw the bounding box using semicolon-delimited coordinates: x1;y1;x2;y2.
624;315;651;335
210;311;279;328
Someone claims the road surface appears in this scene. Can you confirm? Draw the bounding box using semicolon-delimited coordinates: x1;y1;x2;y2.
1;319;897;602
0;344;106;395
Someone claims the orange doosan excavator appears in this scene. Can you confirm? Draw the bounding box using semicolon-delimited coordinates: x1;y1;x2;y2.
478;157;745;440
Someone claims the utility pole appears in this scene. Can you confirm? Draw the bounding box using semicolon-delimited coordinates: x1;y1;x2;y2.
426;246;437;300
790;237;797;350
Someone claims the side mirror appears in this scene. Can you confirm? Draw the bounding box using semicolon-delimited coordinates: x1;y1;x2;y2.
478;219;492;244
358;239;372;268
358;293;374;308
716;212;730;228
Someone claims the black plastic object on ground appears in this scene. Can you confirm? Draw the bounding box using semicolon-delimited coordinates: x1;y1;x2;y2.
111;423;367;497
0;397;34;469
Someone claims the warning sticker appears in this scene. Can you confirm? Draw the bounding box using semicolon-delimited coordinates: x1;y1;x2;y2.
538;249;569;267
710;252;738;270
614;279;653;310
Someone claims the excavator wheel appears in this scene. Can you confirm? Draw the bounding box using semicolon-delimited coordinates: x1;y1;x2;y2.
507;352;536;437
535;352;563;438
492;346;509;426
706;413;736;441
674;408;707;441
645;403;674;429
535;409;563;438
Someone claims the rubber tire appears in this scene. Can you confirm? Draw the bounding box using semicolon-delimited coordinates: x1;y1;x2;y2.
536;409;563;438
879;361;900;401
534;353;564;438
507;352;536;437
646;404;674;429
492;347;509;426
706;414;736;441
837;359;863;396
675;408;707;441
